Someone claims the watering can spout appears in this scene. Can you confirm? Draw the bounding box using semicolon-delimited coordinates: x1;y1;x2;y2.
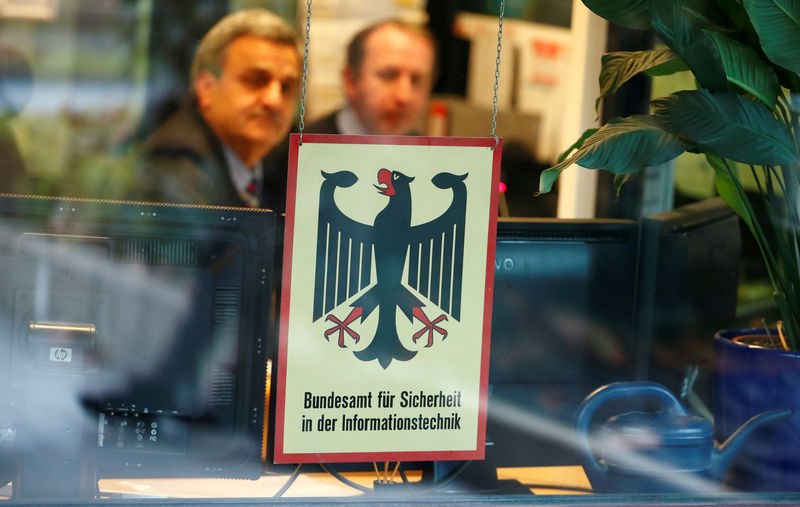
711;408;792;479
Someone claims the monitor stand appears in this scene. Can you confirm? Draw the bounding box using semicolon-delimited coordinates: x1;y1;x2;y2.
430;442;533;495
12;371;97;500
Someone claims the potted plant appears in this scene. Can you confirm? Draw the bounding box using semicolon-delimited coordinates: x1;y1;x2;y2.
536;0;800;491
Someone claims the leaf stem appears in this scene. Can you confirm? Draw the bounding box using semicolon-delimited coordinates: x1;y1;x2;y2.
752;164;800;349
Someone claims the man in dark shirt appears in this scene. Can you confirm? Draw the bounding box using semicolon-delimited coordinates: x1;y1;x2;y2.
307;19;436;136
133;8;300;212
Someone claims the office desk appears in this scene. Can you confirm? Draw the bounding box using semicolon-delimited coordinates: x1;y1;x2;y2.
97;466;591;499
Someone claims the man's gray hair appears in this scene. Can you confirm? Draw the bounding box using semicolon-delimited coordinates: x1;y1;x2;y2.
190;8;299;83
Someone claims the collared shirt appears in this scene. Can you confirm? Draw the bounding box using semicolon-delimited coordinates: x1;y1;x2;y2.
335;104;420;136
335;105;370;135
223;145;262;207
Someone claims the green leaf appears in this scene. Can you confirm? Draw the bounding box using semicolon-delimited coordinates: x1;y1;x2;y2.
613;174;632;196
652;90;797;165
712;0;751;30
651;1;694;53
682;0;744;32
557;128;599;163
581;0;653;29
706;30;781;107
538;115;688;194
596;49;685;111
744;0;800;74
645;57;691;76
706;153;754;230
776;65;800;92
651;1;729;91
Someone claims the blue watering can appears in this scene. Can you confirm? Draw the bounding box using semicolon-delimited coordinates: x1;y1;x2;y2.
575;381;791;493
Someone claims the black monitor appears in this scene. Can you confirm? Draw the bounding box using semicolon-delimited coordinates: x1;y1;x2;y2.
482;198;740;474
634;197;741;406
486;217;641;468
0;195;279;499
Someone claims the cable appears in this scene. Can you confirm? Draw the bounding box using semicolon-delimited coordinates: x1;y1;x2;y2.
319;463;372;493
273;463;302;498
318;461;474;495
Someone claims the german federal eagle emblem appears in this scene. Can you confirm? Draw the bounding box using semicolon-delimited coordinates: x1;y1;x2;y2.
313;168;467;369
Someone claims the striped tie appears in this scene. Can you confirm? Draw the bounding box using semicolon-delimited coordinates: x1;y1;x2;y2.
242;178;259;208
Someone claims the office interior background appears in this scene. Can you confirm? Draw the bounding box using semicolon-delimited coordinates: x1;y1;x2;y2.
0;0;791;502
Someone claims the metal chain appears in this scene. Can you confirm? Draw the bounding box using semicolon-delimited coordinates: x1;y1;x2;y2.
490;0;505;149
298;0;312;144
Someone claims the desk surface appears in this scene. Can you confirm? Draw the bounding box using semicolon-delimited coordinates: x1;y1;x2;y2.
96;466;591;499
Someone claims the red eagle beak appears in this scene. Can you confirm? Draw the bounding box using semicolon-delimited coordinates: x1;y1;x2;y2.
374;168;395;196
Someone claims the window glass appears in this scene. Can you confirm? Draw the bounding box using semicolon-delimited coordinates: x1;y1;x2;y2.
0;1;797;504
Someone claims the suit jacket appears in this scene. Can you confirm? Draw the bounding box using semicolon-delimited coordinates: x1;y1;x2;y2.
133;100;288;213
304;110;341;135
305;109;422;136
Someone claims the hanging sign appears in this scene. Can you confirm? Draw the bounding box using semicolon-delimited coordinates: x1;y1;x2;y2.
274;134;501;463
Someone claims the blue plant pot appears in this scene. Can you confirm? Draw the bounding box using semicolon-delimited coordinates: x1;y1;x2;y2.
713;329;800;491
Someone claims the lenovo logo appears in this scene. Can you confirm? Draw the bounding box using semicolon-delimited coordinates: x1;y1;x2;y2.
494;258;515;271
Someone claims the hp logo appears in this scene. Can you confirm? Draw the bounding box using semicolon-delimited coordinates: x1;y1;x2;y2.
49;347;73;362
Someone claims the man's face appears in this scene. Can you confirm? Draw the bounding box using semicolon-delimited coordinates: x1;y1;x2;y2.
196;35;300;160
344;25;434;136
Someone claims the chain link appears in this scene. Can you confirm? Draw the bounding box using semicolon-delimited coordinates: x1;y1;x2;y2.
491;0;505;149
298;0;312;144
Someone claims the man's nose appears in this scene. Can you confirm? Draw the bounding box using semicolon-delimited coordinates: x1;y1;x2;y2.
393;74;414;104
259;80;283;108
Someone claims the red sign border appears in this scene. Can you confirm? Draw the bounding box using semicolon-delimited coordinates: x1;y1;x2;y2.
274;134;501;463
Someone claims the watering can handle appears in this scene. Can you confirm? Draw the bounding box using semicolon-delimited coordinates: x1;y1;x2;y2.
574;381;689;483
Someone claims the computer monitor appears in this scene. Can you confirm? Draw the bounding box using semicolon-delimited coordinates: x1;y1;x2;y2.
484;198;740;472
635;197;741;406
487;217;641;468
0;195;279;499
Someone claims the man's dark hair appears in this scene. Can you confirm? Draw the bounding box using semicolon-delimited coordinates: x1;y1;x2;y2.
345;19;438;80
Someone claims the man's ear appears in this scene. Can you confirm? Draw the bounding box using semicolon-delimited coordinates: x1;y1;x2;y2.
342;66;358;104
194;70;216;111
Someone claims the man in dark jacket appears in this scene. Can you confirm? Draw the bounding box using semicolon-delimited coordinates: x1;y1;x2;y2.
307;19;436;136
133;8;300;212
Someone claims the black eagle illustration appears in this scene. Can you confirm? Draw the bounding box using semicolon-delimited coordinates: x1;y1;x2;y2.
312;168;468;368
